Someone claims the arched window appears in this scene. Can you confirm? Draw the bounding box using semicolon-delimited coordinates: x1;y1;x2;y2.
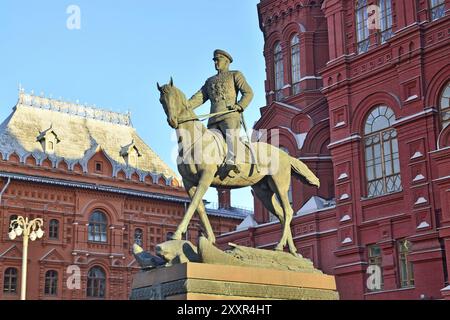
364;106;402;197
439;81;450;129
49;219;59;240
356;0;370;53
88;211;108;243
379;0;393;43
290;35;301;95
274;42;284;101
44;270;58;296
87;266;106;298
3;267;18;294
430;0;446;21
134;228;143;246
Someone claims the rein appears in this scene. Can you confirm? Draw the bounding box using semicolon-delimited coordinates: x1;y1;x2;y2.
177;109;237;125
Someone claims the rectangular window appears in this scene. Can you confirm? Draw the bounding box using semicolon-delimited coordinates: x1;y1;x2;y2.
291;35;301;95
367;245;383;291
365;128;402;197
274;43;284;101
3;268;18;294
88;224;107;243
49;220;59;240
356;0;370;54
398;240;414;288
44;271;58;296
430;0;446;21
379;0;393;43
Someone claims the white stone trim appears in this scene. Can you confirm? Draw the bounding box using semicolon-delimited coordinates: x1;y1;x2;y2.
339;193;350;200
393;108;437;126
328;134;362;148
338;173;348;180
413;174;425;182
414;197;427;205
342;237;352;244
411;151;423;159
417;221;430;229
334;121;346;128
405;95;419;103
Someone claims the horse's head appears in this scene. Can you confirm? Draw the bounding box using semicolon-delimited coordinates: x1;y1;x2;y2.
157;78;187;129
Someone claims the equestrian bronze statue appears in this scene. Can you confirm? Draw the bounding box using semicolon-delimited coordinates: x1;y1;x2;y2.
157;70;320;255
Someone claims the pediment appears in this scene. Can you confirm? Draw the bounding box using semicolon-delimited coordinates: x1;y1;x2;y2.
0;245;22;260
255;101;301;130
40;248;65;263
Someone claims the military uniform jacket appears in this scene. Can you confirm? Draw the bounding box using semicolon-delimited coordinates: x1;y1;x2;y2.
188;70;253;126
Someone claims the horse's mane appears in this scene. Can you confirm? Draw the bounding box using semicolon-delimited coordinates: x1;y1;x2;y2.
161;84;188;106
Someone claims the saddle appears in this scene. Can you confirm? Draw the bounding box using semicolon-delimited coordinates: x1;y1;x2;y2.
208;129;253;179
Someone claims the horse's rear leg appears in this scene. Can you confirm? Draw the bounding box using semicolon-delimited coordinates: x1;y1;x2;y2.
269;174;297;255
274;192;296;255
173;173;215;242
252;181;285;231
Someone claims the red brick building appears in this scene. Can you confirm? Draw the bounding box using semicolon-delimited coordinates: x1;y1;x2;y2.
217;0;450;300
0;90;245;300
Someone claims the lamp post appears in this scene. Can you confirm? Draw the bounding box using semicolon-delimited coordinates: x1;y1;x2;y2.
8;216;44;300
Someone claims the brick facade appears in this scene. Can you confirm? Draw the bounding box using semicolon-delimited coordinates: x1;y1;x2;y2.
217;0;450;300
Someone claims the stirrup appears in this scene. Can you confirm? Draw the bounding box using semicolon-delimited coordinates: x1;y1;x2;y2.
225;160;241;174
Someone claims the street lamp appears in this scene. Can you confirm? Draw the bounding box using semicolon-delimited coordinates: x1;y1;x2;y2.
8;216;44;300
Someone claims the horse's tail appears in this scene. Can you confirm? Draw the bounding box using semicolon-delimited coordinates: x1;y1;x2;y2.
290;157;320;188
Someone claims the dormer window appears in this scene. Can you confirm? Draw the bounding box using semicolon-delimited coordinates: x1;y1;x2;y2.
95;161;103;173
37;125;60;154
120;139;142;167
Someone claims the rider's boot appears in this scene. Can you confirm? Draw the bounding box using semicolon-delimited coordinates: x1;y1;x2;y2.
225;158;241;174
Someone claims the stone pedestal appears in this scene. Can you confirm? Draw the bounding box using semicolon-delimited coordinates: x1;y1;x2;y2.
130;262;339;300
441;286;450;300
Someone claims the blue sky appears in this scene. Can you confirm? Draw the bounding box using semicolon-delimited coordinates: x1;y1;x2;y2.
0;0;266;210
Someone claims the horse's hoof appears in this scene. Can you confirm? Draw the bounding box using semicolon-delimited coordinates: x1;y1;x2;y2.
274;245;283;251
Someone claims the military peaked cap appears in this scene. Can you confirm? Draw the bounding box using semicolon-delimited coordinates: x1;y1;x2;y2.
213;49;233;63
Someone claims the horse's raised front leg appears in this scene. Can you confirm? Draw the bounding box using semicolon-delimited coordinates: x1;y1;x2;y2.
172;172;215;242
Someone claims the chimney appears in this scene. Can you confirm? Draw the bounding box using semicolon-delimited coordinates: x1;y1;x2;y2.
217;188;231;210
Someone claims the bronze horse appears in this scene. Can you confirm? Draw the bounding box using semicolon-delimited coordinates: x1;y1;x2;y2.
157;79;320;255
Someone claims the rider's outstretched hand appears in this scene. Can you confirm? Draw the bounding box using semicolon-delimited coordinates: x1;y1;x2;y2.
228;104;244;112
